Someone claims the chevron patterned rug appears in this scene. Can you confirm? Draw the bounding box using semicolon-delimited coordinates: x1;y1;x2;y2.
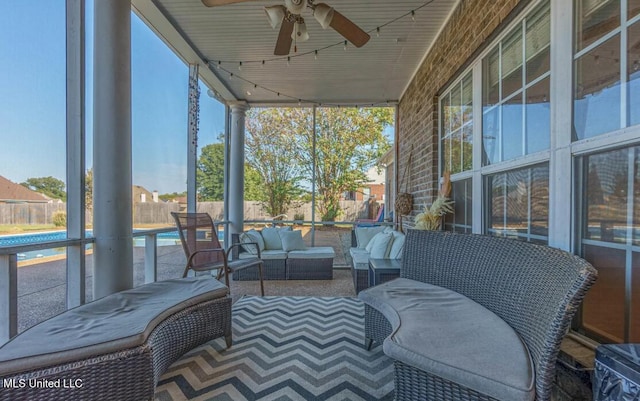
155;296;394;401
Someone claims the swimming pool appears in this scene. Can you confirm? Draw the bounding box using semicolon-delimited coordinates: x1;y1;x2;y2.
0;230;223;261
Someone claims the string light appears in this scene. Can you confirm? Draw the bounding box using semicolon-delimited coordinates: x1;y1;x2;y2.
208;1;434;66
238;61;242;71
287;56;291;66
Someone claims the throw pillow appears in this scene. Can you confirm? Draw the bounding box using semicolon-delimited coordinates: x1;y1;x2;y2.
239;229;265;255
366;232;394;259
261;226;292;250
388;231;405;259
279;230;306;252
355;226;386;249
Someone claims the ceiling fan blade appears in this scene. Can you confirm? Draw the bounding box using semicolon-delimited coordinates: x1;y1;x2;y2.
274;18;294;56
201;0;258;7
330;10;370;48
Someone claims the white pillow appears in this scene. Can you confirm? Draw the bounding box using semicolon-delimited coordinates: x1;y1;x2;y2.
388;231;405;259
355;226;386;249
239;229;264;255
261;226;292;250
279;230;306;251
366;232;394;259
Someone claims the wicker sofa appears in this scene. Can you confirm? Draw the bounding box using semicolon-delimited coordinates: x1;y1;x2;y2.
0;277;231;401
350;226;404;293
358;230;597;401
232;228;335;280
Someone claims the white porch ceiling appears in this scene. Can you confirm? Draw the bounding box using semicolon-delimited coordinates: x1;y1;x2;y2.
141;0;457;105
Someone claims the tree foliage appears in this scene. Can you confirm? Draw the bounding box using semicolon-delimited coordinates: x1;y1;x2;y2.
244;107;393;221
21;176;67;201
245;109;305;217
196;140;265;202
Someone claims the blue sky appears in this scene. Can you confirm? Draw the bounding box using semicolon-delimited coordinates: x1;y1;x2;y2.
0;1;226;194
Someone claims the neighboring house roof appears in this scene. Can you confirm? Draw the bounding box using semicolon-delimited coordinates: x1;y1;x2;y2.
132;185;155;203
0;175;50;203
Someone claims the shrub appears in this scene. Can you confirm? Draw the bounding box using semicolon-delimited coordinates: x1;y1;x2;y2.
293;213;305;221
52;211;67;227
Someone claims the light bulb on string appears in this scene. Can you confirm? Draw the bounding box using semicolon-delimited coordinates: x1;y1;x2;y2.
287;56;291;66
411;10;415;22
217;61;221;69
238;61;242;71
344;41;347;51
261;60;265;67
314;50;318;60
376;27;380;37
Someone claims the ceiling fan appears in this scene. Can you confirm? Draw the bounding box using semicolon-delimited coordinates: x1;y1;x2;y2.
202;0;371;56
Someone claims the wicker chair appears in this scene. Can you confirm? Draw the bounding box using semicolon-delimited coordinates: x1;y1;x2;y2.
172;212;264;296
360;230;597;401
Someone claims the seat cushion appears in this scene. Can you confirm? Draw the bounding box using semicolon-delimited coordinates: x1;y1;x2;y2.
239;250;287;260
359;278;534;401
287;247;335;259
0;277;228;375
349;247;369;269
240;229;265;254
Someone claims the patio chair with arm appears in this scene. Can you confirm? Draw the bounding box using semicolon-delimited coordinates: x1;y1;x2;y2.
171;212;265;296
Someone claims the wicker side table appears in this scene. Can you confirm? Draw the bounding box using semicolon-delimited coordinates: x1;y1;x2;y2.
368;258;401;287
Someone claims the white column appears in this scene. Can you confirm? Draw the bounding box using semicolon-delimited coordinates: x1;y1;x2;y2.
228;102;248;235
93;0;133;299
66;0;86;307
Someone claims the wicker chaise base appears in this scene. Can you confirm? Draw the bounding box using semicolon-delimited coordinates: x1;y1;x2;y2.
395;361;498;401
0;297;231;401
286;257;333;280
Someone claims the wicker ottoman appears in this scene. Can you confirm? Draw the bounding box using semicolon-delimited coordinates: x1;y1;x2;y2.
0;277;231;401
286;247;335;280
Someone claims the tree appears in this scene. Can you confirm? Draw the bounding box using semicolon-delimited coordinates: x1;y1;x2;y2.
158;191;186;202
85;169;93;210
21;176;67;201
292;107;393;221
196;140;265;201
245;109;305;217
197;143;225;201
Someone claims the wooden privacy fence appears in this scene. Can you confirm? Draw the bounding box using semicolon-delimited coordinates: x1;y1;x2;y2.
0;200;378;226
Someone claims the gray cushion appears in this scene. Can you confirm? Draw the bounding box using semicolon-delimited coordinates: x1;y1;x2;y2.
287;247;335;259
349;247;370;270
261;226;291;250
359;278;534;401
240;229;265;254
354;226;386;248
279;230;306;251
239;250;287;260
0;277;228;375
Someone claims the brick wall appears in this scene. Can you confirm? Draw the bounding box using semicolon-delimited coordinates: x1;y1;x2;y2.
397;0;530;226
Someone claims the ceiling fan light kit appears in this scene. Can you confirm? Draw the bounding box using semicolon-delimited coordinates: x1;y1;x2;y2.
264;5;286;29
313;3;334;29
292;20;310;42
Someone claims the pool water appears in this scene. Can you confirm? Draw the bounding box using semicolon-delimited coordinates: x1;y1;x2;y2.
0;230;223;262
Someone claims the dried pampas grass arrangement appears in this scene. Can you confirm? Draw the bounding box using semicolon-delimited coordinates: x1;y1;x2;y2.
414;171;454;230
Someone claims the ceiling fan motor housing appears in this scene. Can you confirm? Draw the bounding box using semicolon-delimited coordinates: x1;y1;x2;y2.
285;0;305;15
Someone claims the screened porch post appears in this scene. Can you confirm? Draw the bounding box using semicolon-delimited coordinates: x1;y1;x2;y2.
93;0;133;298
228;102;248;236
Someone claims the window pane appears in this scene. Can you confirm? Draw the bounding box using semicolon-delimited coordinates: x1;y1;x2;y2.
502;28;523;99
502;93;523;161
581;244;626;343
530;165;549;236
585;149;628;243
443;135;451;172
629;21;640;127
451;129;462;174
526;77;551;153
445;179;472;233
442;92;452;136
451;83;462;132
486;164;549;242
632;252;640;341
633;147;640;244
462;73;473;124
483;107;499;165
526;3;551;84
631;0;640;18
483;48;500;106
462;125;473;171
575;0;620;52
574;34;621;140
